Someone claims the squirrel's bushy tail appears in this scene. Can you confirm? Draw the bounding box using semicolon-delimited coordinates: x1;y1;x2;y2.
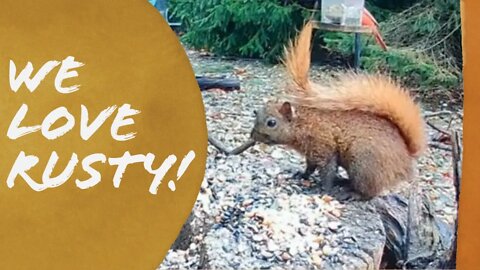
301;74;426;157
283;21;314;92
283;21;426;157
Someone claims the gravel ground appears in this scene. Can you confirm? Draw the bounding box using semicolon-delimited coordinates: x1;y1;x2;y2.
158;50;462;269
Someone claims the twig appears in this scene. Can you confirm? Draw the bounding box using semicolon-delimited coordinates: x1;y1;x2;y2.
428;142;452;152
208;135;256;155
426;121;450;136
423;110;463;120
423;111;453;118
446;114;455;130
208;135;230;154
229;140;256;155
420;24;462;52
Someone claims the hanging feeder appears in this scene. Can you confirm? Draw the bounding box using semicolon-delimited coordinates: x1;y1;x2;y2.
321;0;365;27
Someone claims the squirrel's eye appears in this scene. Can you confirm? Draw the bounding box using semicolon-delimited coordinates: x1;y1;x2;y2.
253;110;257;116
266;119;277;128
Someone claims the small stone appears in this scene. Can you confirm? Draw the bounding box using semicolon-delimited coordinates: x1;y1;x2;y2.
252;234;264;242
166;251;179;261
301;180;312;187
217;174;227;182
259;144;269;152
281;252;292;261
308;216;316;226
176;250;187;258
271;149;284;159
189;243;197;250
309;241;321;250
254;212;265;221
322;195;333;203
247;224;259;233
312;255;323;267
330;209;342;218
322;245;334;256
314;235;325;244
299;217;309;226
262;218;273;227
266;167;281;177
344;237;355;244
238;172;252;181
297;227;307;236
222;244;233;253
260;250;274;259
242;199;254;207
328;221;342;231
289;246;299;256
238;243;249;253
267;241;279;252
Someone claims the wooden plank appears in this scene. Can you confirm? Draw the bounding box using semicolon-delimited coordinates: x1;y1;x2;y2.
312;21;372;34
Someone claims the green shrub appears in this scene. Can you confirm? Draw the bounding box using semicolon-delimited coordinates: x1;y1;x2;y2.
322;0;462;92
171;0;462;92
170;0;310;62
322;32;460;91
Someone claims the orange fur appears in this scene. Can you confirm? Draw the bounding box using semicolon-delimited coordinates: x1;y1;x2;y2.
283;21;426;157
251;21;427;198
283;21;314;93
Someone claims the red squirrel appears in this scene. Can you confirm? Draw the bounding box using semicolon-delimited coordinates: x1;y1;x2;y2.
250;21;427;199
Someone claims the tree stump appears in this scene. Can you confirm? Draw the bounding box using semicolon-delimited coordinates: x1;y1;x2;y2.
167;137;457;269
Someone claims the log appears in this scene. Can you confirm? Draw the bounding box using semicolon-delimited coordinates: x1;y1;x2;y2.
372;186;455;269
196;76;241;91
170;212;194;251
170;183;456;269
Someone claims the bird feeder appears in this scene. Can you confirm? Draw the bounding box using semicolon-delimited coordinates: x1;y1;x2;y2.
321;0;365;27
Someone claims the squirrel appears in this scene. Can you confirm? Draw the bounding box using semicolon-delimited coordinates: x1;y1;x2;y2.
250;21;427;199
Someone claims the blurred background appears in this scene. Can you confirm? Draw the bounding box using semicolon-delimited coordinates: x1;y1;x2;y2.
151;0;462;105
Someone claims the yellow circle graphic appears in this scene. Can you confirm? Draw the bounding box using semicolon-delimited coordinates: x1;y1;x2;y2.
0;0;207;269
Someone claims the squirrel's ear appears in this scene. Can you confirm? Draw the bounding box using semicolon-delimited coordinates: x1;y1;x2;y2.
279;102;293;122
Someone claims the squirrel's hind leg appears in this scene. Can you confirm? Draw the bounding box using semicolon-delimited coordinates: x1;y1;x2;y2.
294;152;339;188
292;149;342;193
293;158;318;180
317;156;339;192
